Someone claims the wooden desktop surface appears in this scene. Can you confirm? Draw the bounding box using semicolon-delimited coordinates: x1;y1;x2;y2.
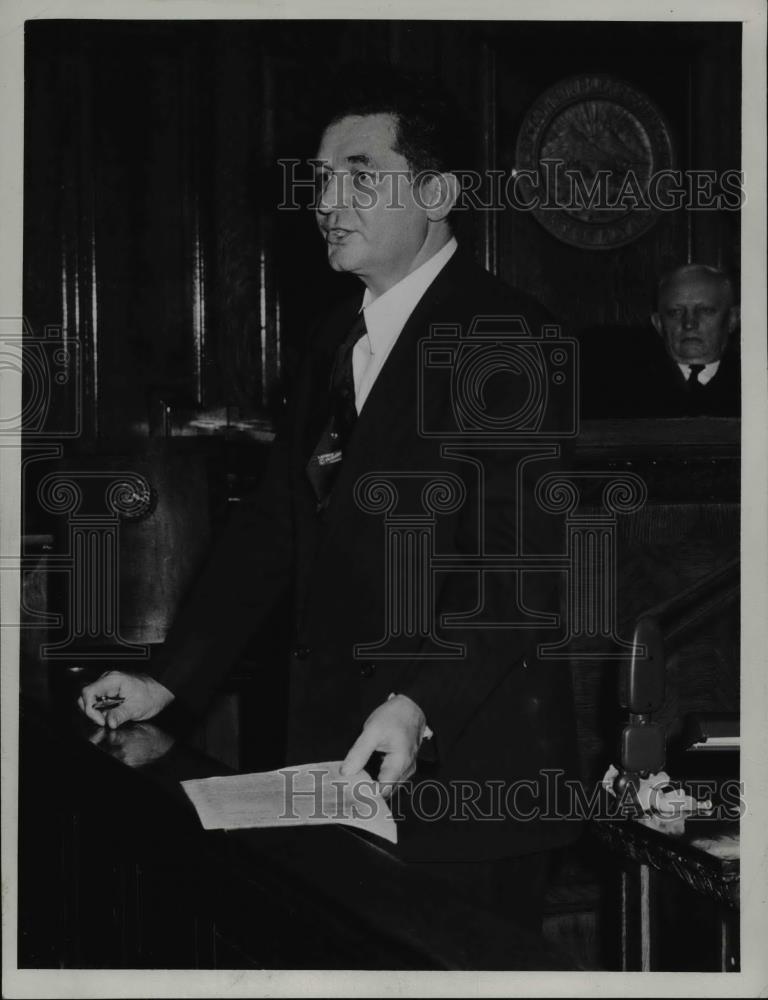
19;699;570;971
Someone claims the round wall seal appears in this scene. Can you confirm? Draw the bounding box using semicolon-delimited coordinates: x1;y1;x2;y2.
514;74;675;249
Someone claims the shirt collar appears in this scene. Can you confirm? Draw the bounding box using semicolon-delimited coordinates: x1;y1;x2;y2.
677;359;721;385
359;238;458;351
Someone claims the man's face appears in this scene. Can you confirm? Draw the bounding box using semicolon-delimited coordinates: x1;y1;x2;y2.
652;272;738;365
314;113;432;296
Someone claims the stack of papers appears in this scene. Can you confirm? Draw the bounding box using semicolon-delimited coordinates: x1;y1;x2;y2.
687;735;740;751
181;760;397;844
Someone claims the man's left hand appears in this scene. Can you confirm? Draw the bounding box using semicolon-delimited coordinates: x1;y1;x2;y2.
341;694;427;797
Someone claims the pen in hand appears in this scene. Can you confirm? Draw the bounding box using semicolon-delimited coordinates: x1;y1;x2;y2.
93;695;126;711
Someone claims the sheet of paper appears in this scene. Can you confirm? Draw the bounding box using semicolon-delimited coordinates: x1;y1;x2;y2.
180;760;397;844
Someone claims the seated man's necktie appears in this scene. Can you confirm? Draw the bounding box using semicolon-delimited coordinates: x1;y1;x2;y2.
684;363;706;414
306;313;368;509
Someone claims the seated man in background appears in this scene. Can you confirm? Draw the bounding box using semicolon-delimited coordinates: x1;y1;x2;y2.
580;263;740;419
649;263;740;416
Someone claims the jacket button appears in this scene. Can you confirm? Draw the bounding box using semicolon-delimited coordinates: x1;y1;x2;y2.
359;662;376;678
293;646;311;660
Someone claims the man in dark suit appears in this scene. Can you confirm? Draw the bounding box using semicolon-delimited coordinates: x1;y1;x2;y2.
648;263;740;416
79;76;580;929
581;263;739;419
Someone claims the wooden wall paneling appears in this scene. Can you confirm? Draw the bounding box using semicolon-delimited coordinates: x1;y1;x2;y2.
479;39;499;276
181;32;210;409
88;24;195;441
258;40;281;412
688;32;742;274
388;21;440;72
23;24;61;347
488;22;739;331
74;37;100;441
58;30;100;441
24;24;98;442
430;24;497;269
205;26;267;415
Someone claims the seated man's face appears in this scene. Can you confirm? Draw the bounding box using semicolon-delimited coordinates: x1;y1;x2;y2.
652;272;738;365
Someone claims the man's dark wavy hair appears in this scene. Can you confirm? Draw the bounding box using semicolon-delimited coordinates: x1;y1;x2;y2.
322;65;469;176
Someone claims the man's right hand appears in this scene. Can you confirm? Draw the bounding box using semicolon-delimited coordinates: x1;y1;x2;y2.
78;671;175;729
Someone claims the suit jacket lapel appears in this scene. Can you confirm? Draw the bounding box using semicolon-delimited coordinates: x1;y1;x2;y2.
316;251;467;541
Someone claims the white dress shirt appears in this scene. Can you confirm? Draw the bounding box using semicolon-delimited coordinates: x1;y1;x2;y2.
678;360;720;385
352;237;458;412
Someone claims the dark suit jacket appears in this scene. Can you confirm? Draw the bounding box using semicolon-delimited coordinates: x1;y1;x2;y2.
153;249;581;861
640;347;740;418
580;325;740;419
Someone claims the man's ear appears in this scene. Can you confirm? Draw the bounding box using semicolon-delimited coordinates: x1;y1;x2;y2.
418;171;459;222
651;312;663;338
727;305;740;334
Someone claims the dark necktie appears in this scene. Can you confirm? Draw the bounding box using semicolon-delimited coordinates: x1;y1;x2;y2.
685;364;706;414
306;312;368;508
